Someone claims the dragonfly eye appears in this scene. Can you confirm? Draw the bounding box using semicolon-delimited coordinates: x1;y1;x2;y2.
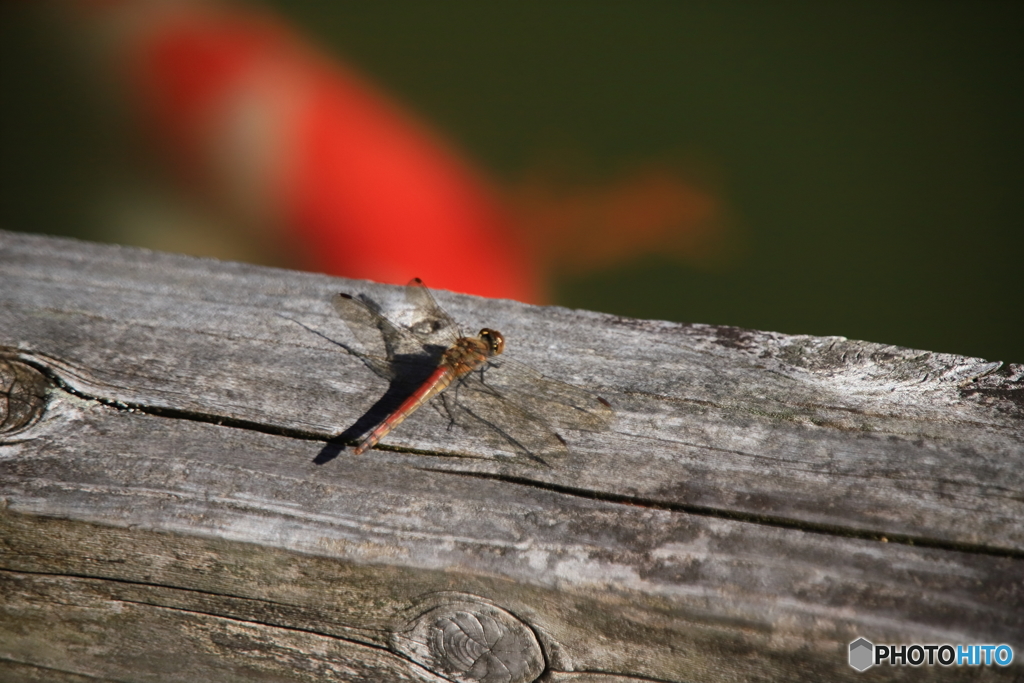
480;328;505;355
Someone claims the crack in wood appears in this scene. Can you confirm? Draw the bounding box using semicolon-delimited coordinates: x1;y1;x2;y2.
10;354;335;444
11;353;1023;561
0;657;121;682
0;568;392;648
414;468;1024;560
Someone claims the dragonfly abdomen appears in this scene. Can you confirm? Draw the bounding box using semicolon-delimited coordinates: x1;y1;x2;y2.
352;365;456;455
352;336;493;455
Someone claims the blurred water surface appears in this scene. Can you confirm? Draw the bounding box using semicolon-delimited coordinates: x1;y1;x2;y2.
2;2;1021;362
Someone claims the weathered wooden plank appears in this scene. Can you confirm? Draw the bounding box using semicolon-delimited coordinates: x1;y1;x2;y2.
2;395;1020;681
0;660;112;683
0;570;447;683
1;230;1021;552
1;229;1022;681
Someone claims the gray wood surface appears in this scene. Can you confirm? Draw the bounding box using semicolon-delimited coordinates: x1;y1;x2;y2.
1;229;1021;682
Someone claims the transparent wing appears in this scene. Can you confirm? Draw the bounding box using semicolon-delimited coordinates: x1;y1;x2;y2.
439;386;571;463
332;279;461;367
332;292;443;379
403;277;463;346
483;357;612;431
449;357;613;461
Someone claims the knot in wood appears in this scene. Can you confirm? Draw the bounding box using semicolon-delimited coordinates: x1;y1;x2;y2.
390;594;544;683
0;355;50;436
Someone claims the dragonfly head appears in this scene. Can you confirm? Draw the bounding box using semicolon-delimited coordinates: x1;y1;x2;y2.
479;328;505;356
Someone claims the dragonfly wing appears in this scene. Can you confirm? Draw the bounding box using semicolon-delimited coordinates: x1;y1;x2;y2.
403;278;463;346
449;359;613;461
441;381;573;462
473;358;613;433
332;293;442;379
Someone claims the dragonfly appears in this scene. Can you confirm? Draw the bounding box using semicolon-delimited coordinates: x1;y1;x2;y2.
331;278;612;463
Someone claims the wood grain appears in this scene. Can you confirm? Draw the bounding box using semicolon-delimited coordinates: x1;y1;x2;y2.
1;229;1021;681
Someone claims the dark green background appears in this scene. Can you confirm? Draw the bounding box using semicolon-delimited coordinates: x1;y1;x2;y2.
3;2;1021;362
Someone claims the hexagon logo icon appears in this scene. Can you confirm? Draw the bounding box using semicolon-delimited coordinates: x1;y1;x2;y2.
849;638;874;671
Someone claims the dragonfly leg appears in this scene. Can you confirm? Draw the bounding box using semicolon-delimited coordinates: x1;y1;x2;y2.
439;392;459;432
473;365;508;402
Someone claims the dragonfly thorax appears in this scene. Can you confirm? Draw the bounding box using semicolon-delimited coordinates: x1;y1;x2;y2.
443;334;499;376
